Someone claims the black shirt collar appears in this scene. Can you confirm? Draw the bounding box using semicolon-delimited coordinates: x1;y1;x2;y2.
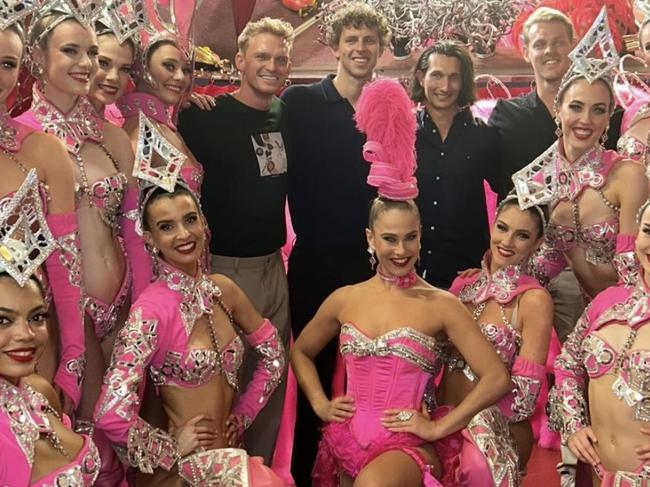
321;74;344;102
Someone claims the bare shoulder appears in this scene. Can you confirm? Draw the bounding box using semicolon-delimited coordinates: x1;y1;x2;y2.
23;131;69;162
519;287;552;309
612;158;646;180
103;121;132;148
208;272;236;295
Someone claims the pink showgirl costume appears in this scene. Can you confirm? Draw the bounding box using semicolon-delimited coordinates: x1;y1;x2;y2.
94;257;286;486
515;141;638;292
312;317;442;487
17;85;132;341
435;252;547;486
550;272;650;485
311;79;441;487
0;377;100;486
0;108;85;408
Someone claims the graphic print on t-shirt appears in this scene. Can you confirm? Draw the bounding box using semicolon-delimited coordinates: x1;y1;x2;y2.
251;132;287;177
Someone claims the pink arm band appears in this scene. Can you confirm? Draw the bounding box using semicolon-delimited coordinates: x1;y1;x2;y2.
498;356;545;423
526;240;567;287
232;319;285;428
120;187;152;300
612;233;639;286
45;212;85;407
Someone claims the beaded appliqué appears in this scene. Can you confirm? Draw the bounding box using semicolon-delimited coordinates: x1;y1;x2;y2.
0;106;20;151
617;133;646;160
31;86;103;155
56;231;83;287
40;440;100;487
458;258;523;305
510;376;542;423
0;379;41;466
149;349;220;387
178;448;250;486
340;324;441;375
466;406;520;487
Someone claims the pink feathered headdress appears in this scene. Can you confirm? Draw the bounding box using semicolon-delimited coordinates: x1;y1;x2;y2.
354;78;418;201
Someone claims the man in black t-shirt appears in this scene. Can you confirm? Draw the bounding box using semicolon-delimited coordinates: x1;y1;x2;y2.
178;17;294;467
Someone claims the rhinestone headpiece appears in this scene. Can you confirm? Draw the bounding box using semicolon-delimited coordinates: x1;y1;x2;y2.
96;0;146;44
0;0;38;31
29;0;103;48
511;143;559;209
133;111;186;192
0;169;56;286
556;7;620;108
136;0;198;82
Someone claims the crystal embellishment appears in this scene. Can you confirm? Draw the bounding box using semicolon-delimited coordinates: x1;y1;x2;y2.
0;0;38;30
0;169;56;286
133;112;186;192
101;0;146;44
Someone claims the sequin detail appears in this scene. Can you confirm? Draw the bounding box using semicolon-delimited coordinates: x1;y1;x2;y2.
178;448;250;486
39;438;100;487
617;133;646;161
87;172;127;235
546;218;618;265
458;259;523;305
340;324;441;375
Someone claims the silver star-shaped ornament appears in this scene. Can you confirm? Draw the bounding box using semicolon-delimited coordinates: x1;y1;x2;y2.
104;0;146;44
0;169;56;287
511;142;559;209
31;0;104;46
133;112;186;192
568;7;620;84
0;0;38;30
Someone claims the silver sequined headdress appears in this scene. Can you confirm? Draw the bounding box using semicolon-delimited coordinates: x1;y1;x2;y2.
96;0;146;44
28;0;103;47
133;111;194;234
555;7;620;109
0;0;39;30
0;169;56;286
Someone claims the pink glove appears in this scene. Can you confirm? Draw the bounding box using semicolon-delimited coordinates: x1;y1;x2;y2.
45;212;85;407
497;356;545;423
231;319;285;431
120;187;152;300
525;240;567;287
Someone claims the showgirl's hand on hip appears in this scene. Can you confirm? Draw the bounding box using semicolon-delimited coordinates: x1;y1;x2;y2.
225;413;247;447
567;426;600;466
173;414;219;457
636;425;650;462
314;395;356;423
382;403;437;441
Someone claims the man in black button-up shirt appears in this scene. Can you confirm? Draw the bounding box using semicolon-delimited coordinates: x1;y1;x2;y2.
411;41;500;288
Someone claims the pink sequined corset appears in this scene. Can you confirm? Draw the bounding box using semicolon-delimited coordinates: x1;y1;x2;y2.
546;215;618;265
180;163;203;196
617;133;646;161
149;336;244;389
32;436;100;487
340;323;441;447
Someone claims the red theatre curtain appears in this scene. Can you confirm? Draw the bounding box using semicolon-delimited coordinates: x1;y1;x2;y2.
232;0;257;35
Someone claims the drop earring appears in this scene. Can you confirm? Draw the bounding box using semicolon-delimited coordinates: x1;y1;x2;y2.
367;246;377;270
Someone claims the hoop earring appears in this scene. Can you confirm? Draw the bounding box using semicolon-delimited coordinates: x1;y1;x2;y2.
367;246;377;270
554;117;562;138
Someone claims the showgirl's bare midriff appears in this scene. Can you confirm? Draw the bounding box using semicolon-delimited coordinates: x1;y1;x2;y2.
588;324;650;472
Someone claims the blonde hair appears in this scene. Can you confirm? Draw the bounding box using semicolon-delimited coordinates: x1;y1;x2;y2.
325;2;391;48
237;17;294;53
523;7;574;46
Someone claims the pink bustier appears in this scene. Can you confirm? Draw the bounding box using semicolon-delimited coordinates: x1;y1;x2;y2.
0;379;100;486
617;133;646;161
546;216;619;265
87;172;128;231
340;323;441;447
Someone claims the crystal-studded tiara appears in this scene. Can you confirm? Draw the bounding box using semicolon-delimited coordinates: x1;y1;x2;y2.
0;0;39;31
28;0;103;47
96;0;146;44
555;7;620;108
0;169;56;286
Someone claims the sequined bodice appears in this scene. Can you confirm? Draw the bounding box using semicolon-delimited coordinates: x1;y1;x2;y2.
32;437;100;487
149;336;244;389
0;380;99;486
617;133;646;161
546;215;618;265
340;323;441;446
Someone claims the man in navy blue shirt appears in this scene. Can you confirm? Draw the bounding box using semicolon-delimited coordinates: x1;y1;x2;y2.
281;3;391;485
411;41;501;288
